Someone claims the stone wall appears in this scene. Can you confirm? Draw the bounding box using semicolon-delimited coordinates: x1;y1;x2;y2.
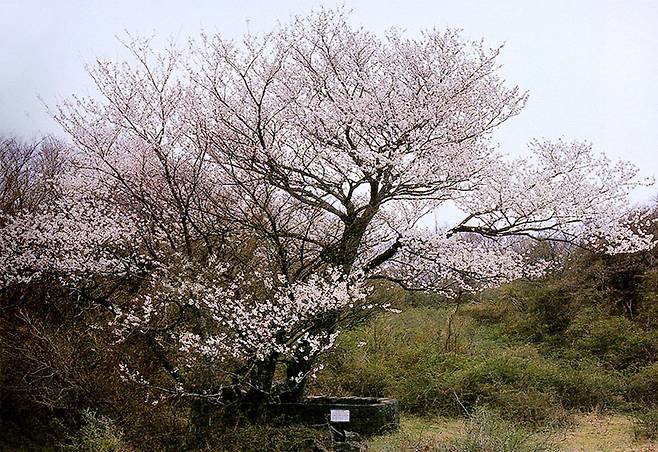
268;396;400;436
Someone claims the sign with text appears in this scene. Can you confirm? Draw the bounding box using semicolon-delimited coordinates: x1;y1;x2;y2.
330;409;350;423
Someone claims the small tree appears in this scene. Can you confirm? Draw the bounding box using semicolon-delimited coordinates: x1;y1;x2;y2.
1;9;653;413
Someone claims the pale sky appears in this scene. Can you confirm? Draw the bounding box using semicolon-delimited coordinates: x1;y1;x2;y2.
1;0;657;210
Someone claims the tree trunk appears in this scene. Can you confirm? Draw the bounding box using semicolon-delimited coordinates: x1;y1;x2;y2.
241;356;277;420
322;208;378;273
280;355;313;403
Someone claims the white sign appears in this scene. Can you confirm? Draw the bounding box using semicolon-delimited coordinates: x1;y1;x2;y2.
330;409;350;423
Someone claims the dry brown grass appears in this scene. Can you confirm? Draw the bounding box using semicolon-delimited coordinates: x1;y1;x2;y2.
368;416;465;451
558;413;658;452
369;413;658;452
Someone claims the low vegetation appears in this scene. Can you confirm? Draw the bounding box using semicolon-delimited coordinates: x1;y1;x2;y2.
2;148;657;450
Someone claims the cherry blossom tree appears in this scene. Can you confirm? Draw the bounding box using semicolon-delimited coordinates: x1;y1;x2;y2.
1;8;653;412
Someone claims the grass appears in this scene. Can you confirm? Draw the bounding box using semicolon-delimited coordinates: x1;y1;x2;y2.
369;412;658;452
368;415;465;451
559;412;654;452
311;304;625;425
309;283;658;450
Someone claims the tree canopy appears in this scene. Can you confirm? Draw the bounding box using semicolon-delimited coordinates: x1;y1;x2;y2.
1;8;653;410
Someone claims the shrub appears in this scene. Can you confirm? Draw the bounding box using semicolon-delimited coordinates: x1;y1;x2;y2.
637;269;658;329
566;316;658;370
481;388;568;426
61;409;128;452
627;363;658;405
483;282;573;345
633;408;658;441
461;298;514;325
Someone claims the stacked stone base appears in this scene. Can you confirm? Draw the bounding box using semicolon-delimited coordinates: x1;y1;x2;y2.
268;396;399;436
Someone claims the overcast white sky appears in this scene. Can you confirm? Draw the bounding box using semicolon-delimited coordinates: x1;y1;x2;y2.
1;0;657;209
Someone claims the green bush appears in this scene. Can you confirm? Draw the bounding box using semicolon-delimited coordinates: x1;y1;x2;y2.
566;316;658;370
500;284;573;343
638;270;658;329
633;408;658;441
462;298;514;325
627;363;658;405
480;388;568;426
61;409;128;452
453;354;618;422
